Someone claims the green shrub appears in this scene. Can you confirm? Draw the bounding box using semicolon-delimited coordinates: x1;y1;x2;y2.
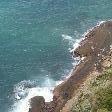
71;66;112;112
95;86;112;111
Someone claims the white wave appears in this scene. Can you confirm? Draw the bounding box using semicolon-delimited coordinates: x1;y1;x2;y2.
56;80;63;85
10;87;53;112
62;34;75;46
82;20;106;38
69;38;84;54
62;34;83;52
110;45;112;49
63;21;111;54
97;21;106;26
62;34;73;40
9;78;55;112
71;21;107;53
13;80;35;100
62;34;83;69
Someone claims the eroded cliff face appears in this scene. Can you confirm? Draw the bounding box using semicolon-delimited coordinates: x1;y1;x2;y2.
53;21;112;112
29;21;112;112
61;50;112;112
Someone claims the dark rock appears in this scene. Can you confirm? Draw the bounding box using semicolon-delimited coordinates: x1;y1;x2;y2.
29;96;45;112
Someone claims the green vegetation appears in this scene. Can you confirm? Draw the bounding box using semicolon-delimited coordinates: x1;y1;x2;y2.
95;85;112;111
71;66;112;112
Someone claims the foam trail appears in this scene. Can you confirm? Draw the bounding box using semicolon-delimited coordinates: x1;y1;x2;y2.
62;34;83;51
10;78;55;112
62;34;84;60
71;21;106;52
10;33;85;112
62;34;75;46
11;87;54;112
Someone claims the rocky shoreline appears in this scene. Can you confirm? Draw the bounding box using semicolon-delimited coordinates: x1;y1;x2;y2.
29;21;112;112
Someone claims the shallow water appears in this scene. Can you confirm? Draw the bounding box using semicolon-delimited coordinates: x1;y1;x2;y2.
0;0;112;112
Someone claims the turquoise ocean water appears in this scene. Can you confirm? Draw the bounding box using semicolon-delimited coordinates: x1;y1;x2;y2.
0;0;112;112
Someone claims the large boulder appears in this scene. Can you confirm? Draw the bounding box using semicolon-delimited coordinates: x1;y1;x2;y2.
29;96;45;112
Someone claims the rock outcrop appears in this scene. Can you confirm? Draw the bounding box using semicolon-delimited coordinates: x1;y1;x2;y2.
29;96;45;112
29;21;112;112
53;21;112;112
61;49;112;112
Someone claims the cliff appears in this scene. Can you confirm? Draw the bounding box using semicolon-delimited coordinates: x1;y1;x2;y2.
62;52;112;112
29;21;112;112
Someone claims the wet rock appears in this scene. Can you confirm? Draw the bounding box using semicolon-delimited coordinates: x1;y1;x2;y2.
29;96;45;112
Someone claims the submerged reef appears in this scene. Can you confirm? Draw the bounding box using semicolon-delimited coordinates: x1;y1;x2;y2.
29;21;112;112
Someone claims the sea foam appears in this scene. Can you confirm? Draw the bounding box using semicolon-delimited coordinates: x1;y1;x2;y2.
10;33;84;112
10;78;62;112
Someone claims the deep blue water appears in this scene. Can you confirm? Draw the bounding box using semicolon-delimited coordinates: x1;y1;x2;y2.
0;0;112;112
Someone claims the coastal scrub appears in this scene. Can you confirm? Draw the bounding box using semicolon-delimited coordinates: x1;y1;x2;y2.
71;66;112;112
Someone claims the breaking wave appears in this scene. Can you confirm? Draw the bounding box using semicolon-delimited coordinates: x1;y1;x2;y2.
9;77;63;112
9;32;86;112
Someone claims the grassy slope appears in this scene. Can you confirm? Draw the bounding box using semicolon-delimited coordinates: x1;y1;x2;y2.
70;66;112;112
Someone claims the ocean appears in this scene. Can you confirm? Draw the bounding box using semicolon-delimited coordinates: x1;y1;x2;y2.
0;0;112;112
